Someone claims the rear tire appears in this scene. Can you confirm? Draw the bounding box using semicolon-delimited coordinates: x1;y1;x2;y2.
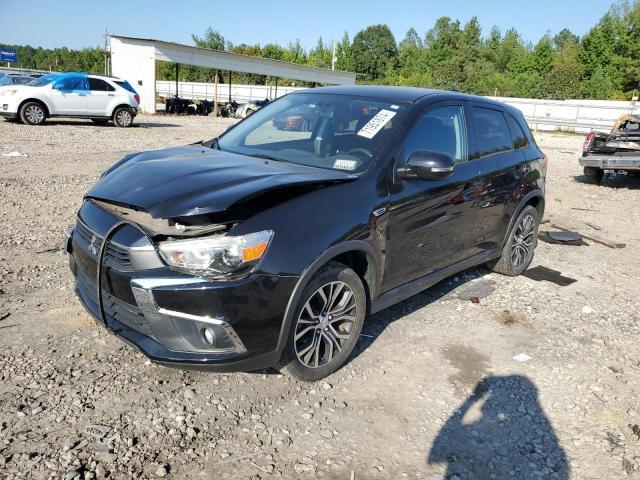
283;261;366;382
19;101;46;125
113;107;134;127
489;205;539;277
584;166;603;184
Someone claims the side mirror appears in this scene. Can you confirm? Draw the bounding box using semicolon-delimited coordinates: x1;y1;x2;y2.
398;150;454;180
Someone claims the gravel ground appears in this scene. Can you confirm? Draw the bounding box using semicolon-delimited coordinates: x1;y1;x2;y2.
1;114;639;480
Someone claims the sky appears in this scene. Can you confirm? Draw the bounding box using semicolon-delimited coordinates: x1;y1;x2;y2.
1;0;616;51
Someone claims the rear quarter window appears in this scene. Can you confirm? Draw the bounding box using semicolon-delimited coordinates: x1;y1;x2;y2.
471;107;512;158
506;113;529;149
88;78;115;92
115;80;137;94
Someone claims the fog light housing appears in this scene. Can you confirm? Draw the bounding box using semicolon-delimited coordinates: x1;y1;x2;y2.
202;327;215;346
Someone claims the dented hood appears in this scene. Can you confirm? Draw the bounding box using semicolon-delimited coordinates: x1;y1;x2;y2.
87;146;355;219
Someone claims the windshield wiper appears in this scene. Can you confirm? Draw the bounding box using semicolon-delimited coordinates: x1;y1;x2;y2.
246;153;285;162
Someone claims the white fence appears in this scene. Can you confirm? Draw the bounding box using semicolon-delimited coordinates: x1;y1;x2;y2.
156;80;304;103
490;96;639;133
156;80;639;132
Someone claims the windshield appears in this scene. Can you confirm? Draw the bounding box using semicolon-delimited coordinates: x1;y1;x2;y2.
218;93;408;173
28;73;60;87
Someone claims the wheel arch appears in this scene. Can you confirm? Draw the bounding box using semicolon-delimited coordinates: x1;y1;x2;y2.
502;190;544;249
18;98;50;117
275;240;379;355
112;104;134;118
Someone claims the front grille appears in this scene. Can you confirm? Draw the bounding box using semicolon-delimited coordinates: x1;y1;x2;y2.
75;220;103;256
104;241;133;271
103;292;152;336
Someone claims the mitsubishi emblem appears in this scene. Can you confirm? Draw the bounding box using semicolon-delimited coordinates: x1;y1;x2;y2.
89;234;100;255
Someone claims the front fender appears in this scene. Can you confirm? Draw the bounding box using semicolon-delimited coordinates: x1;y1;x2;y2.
274;240;379;355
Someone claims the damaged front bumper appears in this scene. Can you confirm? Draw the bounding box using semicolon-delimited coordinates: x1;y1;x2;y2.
66;202;298;372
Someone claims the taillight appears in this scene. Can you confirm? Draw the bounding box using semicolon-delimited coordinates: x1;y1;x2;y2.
582;132;594;153
542;152;548;168
134;94;140;104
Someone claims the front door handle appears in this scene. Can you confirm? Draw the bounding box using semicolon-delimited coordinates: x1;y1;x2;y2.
108;93;115;97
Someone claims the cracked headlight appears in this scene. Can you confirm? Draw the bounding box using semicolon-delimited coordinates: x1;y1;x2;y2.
0;89;17;96
158;230;273;277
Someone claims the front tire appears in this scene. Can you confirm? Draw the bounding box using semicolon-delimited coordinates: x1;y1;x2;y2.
19;102;46;125
113;107;134;127
490;205;539;277
283;262;366;381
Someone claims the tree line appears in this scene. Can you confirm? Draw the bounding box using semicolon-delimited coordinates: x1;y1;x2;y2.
2;0;638;100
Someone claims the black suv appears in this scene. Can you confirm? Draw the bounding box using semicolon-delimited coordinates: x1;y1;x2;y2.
67;86;546;381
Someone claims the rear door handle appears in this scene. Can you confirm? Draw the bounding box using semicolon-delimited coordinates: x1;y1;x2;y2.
108;93;115;97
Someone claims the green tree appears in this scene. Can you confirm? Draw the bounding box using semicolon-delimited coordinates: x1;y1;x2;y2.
307;37;331;69
191;27;225;51
335;32;352;71
533;35;555;75
350;24;398;81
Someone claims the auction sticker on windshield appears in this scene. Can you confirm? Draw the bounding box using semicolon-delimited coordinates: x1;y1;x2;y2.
357;109;397;139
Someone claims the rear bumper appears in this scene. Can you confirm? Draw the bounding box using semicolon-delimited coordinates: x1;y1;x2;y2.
580;155;640;170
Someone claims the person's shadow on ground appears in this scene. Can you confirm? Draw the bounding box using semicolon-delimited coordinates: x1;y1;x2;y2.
428;375;570;479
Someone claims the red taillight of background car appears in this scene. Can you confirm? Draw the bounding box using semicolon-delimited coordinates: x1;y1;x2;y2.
582;132;594;153
134;94;140;104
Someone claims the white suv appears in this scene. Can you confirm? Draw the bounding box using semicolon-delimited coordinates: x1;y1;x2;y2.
0;72;140;127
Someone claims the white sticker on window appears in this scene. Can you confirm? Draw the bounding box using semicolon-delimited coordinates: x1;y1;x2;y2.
333;159;358;170
357;109;397;139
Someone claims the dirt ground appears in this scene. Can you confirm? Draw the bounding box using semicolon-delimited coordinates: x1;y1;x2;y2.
1;114;639;480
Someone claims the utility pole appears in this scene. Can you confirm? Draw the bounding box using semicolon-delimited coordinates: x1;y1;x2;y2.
331;42;337;70
103;29;109;75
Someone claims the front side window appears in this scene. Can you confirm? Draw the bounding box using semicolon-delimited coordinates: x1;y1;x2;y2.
471;107;512;158
218;93;408;173
55;75;88;91
401;105;467;164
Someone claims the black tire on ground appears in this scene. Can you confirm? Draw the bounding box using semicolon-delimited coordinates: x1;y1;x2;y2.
283;261;366;381
584;166;604;184
113;107;134;128
19;101;46;125
91;119;110;125
489;205;539;277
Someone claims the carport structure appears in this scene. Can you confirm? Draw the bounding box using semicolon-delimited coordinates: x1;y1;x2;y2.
110;35;357;113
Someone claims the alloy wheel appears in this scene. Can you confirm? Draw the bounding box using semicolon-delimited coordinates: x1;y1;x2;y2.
294;281;357;368
25;105;44;124
511;214;535;267
116;109;132;126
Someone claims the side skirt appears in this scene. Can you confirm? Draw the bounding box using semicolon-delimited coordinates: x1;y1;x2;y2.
370;249;501;314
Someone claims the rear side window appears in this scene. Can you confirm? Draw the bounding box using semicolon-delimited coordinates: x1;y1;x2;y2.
88;78;115;92
115;80;137;94
471;107;512;157
506;113;529;149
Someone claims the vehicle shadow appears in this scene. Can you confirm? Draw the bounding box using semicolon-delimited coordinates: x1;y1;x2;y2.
428;375;570;479
574;173;640;190
350;266;491;362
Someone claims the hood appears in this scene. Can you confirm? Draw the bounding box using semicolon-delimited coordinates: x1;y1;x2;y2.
87;146;356;219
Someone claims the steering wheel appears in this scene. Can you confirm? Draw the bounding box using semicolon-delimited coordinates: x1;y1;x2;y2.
346;148;373;159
